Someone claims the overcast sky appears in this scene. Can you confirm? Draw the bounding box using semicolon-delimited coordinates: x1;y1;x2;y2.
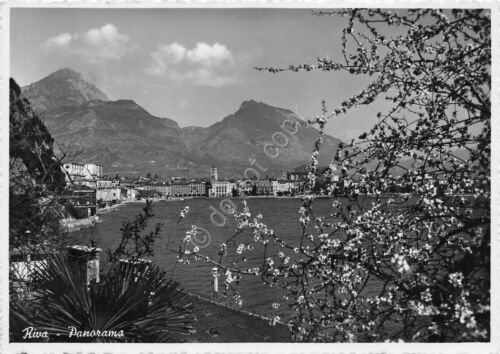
11;8;384;141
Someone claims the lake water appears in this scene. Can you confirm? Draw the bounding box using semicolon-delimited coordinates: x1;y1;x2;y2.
73;197;372;320
71;195;484;340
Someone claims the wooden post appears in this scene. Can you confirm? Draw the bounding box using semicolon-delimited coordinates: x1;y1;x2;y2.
211;267;219;299
67;245;101;284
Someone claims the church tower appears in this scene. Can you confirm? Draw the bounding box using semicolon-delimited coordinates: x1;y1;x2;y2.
210;166;218;182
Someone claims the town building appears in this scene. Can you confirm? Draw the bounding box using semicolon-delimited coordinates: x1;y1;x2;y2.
97;179;119;189
255;181;274;195
289;180;304;195
61;185;98;218
287;171;307;181
96;187;121;203
156;185;172;197
275;180;293;195
210;181;235;197
136;184;169;199
126;188;139;200
235;180;253;195
136;182;208;198
63;162;103;183
96;179;121;203
188;182;207;197
170;183;191;197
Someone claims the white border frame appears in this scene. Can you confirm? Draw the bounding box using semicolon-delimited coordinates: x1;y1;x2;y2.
1;1;498;353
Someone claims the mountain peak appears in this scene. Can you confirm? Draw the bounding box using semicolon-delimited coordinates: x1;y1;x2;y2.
19;70;344;177
21;68;109;113
47;67;83;80
239;99;267;110
238;100;296;116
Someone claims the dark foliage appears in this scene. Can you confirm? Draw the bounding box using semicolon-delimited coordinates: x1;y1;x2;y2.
11;254;194;342
9;78;69;251
106;200;162;264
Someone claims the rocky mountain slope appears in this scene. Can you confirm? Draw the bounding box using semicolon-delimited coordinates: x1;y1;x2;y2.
22;68;108;113
184;100;341;172
20;68;343;177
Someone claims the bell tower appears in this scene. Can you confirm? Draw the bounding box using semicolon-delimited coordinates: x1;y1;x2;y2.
210;166;218;182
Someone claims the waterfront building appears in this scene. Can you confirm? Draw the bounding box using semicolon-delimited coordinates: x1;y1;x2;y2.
170;183;192;197
276;180;293;194
62;186;97;218
137;184;170;198
156;185;172;197
77;180;97;189
63;162;84;181
96;178;122;202
289;180;303;195
63;162;103;183
154;185;171;197
97;180;116;189
83;163;103;179
169;182;207;197
188;182;207;197
210;180;235;197
255;181;274;195
127;188;139;200
236;180;253;195
96;187;121;203
271;180;279;195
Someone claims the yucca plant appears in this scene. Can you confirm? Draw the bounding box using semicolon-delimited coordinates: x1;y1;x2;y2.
12;254;194;342
10;294;34;342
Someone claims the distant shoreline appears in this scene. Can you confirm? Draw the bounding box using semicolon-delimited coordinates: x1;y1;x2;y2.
97;199;146;215
106;193;474;206
147;194;403;202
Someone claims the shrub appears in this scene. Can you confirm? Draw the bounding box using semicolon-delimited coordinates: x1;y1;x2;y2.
11;254;194;342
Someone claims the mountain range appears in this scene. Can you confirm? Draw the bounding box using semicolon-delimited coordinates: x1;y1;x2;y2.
21;68;342;178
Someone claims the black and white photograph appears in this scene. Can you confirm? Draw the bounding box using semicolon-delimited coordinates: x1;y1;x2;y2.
5;2;496;350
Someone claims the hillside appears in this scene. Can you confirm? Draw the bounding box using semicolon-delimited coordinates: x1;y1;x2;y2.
20;69;343;177
185;100;341;172
22;68;108;113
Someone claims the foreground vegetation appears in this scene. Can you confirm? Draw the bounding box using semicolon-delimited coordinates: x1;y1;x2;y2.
9;75;195;342
176;9;490;342
9;8;490;343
